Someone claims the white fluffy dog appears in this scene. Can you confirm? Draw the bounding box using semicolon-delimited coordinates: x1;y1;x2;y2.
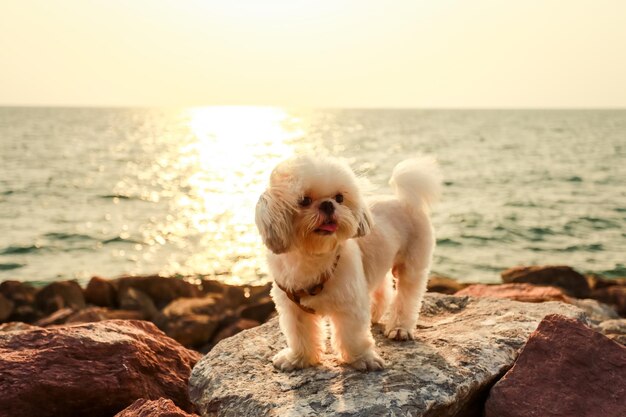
255;155;441;371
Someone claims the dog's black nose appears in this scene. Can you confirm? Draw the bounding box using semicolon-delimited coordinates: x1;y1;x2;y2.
319;200;335;215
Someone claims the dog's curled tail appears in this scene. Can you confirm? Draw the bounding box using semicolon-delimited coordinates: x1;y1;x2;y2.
389;155;442;211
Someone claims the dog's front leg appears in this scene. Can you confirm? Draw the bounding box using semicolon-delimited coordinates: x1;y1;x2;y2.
272;291;324;371
329;308;384;372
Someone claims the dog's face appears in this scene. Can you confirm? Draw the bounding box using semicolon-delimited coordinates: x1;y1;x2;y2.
256;156;372;255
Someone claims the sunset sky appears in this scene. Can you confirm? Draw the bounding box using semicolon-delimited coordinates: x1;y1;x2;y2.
1;0;625;108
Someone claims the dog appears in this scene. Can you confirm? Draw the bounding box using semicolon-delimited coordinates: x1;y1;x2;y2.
255;155;441;371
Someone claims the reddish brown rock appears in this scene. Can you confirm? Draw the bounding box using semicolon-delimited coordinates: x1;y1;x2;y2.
0;319;201;417
501;265;591;298
65;307;144;323
35;280;86;314
0;293;14;322
238;297;275;322
115;275;200;308
114;398;200;417
428;275;469;294
485;314;626;417
592;286;626;316
586;274;626;290
455;283;569;303
85;276;118;307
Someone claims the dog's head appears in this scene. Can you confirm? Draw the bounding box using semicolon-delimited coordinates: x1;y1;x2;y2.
255;156;373;255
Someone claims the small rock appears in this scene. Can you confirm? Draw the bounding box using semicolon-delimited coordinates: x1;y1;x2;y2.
65;307;144;324
428;274;469;294
0;293;15;322
0;322;40;332
455;283;569;303
238;297;275;322
591;286;626;316
115;275;200;308
0;280;36;306
85;276;117;307
114;398;200;417
118;287;159;320
501;265;591;298
34;307;75;327
211;318;260;345
567;298;619;324
598;319;626;346
160;314;221;348
162;295;226;318
485;314;626;417
0;319;201;417
35;280;86;314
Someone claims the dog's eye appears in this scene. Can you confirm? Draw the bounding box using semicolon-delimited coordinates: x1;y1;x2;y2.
299;196;312;207
334;194;344;203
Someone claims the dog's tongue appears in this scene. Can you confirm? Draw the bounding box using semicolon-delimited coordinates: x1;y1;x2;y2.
318;222;338;232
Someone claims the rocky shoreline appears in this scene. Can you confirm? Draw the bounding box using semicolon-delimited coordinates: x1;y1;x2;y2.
1;265;625;416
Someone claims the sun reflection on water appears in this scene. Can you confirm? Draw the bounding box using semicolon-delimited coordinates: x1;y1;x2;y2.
169;106;302;284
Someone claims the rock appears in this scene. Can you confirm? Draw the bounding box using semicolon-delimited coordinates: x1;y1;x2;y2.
160;314;221;349
591;286;626;316
115;275;200;308
501;265;591;298
598;319;626;345
484;314;626;417
0;280;36;306
189;293;587;417
0;293;14;322
65;307;144;324
428;274;469;294
163;295;226;318
118;287;159;320
35;280;86;314
238;297;275;322
85;276;118;307
210;318;260;346
0;281;38;321
114;398;200;417
0;319;201;417
586;274;626;290
455;283;569;303
0;322;40;332
567;298;619;324
34;307;75;326
200;280;247;307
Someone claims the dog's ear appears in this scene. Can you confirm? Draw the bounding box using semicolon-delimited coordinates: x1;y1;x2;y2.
255;190;294;254
354;202;373;238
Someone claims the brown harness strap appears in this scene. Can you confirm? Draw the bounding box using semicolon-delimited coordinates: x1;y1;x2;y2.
275;253;341;314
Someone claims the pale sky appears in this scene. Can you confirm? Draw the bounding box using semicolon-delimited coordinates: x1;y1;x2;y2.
1;0;625;108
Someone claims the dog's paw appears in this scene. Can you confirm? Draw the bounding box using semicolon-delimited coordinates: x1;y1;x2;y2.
349;350;385;372
385;327;414;341
272;348;316;371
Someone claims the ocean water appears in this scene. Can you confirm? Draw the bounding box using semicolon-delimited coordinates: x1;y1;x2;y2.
0;107;624;285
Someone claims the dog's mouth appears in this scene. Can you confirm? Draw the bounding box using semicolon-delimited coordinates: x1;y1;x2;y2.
314;219;338;235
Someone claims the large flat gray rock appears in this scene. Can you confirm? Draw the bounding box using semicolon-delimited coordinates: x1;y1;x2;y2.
189;293;587;417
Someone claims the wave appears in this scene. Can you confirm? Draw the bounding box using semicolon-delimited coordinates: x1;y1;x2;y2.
44;232;97;241
0;262;24;271
102;236;143;245
0;245;45;255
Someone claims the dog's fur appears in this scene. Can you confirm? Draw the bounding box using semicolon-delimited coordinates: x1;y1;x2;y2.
255;155;441;371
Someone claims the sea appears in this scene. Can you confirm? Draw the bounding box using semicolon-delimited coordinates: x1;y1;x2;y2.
0;107;624;286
